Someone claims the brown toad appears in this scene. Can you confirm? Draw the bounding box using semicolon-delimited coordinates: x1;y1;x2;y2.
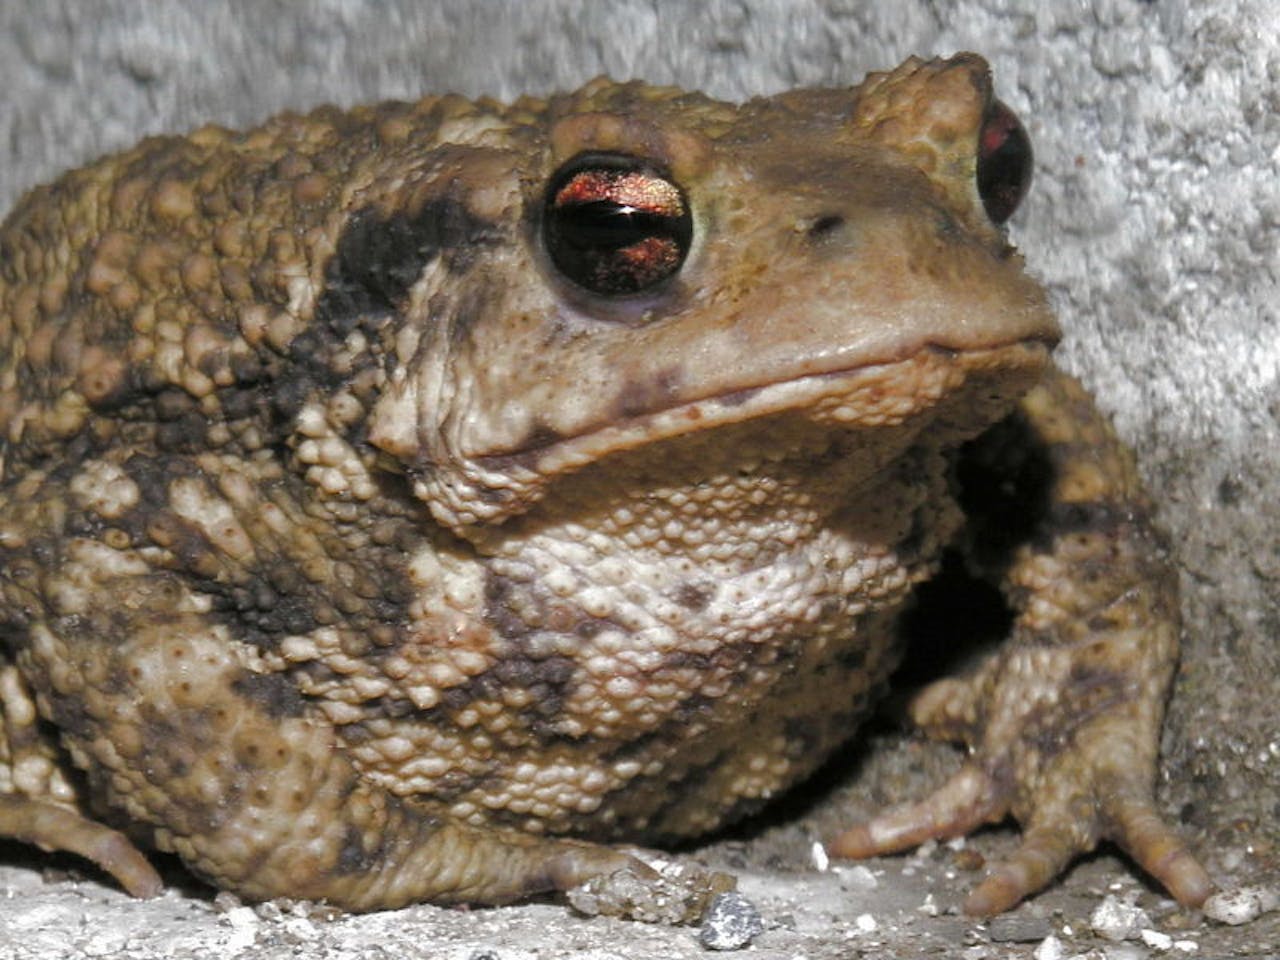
0;54;1212;916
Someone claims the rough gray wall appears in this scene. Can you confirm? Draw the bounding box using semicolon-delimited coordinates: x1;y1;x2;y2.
0;1;1275;956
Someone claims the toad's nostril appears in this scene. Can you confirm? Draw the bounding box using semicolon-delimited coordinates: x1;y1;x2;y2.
806;214;845;241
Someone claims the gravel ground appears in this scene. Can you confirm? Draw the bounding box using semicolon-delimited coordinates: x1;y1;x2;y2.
0;835;1275;959
0;1;1276;957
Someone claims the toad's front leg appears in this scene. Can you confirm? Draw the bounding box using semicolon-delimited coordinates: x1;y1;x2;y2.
830;368;1213;915
15;602;637;910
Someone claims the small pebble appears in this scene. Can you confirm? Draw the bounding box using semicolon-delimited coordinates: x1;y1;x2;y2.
1090;894;1152;942
1032;933;1064;960
854;913;877;933
280;916;319;944
221;906;259;952
1203;885;1279;925
837;864;878;891
699;892;765;951
913;839;939;861
254;900;285;921
988;915;1052;943
1140;928;1173;950
810;841;829;872
221;906;258;933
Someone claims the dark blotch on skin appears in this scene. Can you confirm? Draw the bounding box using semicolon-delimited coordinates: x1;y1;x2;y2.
336;822;379;875
515;420;568;453
483;572;530;642
611;368;683;420
931;207;965;245
673;582;711;612
715;385;762;409
315;197;504;337
1065;663;1131;711
46;689;97;742
1020;664;1129;761
428;653;580;734
203;574;322;650
121;451;195;508
231;671;306;719
156;415;209;452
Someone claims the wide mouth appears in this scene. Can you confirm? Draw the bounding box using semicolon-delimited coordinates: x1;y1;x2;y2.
478;339;1052;479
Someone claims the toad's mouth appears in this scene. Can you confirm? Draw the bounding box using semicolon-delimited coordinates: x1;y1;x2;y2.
477;339;1051;477
417;337;1052;530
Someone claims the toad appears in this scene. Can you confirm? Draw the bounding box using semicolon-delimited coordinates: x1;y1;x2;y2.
0;54;1212;916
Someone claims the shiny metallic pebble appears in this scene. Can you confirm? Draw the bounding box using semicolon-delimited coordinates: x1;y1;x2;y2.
698;892;765;950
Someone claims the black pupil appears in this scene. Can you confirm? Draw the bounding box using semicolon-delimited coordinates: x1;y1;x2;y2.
560;201;661;248
544;155;692;296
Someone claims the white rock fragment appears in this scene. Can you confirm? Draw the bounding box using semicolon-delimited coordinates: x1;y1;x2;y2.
1033;933;1064;960
917;892;939;917
838;864;878;891
281;916;319;943
854;912;877;933
220;905;259;952
1090;894;1152;942
1140;928;1173;950
253;899;285;921
1203;885;1280;925
810;840;830;872
912;839;939;861
1172;940;1199;953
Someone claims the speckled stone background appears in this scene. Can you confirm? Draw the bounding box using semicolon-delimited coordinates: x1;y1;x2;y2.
0;2;1275;958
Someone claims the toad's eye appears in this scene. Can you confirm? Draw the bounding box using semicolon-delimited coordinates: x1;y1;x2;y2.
543;154;693;296
976;100;1033;224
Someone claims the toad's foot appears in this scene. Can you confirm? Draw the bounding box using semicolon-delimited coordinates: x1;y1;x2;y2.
828;665;1214;915
0;795;162;897
827;371;1214;915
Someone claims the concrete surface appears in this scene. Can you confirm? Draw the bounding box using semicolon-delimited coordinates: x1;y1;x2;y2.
0;1;1275;957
